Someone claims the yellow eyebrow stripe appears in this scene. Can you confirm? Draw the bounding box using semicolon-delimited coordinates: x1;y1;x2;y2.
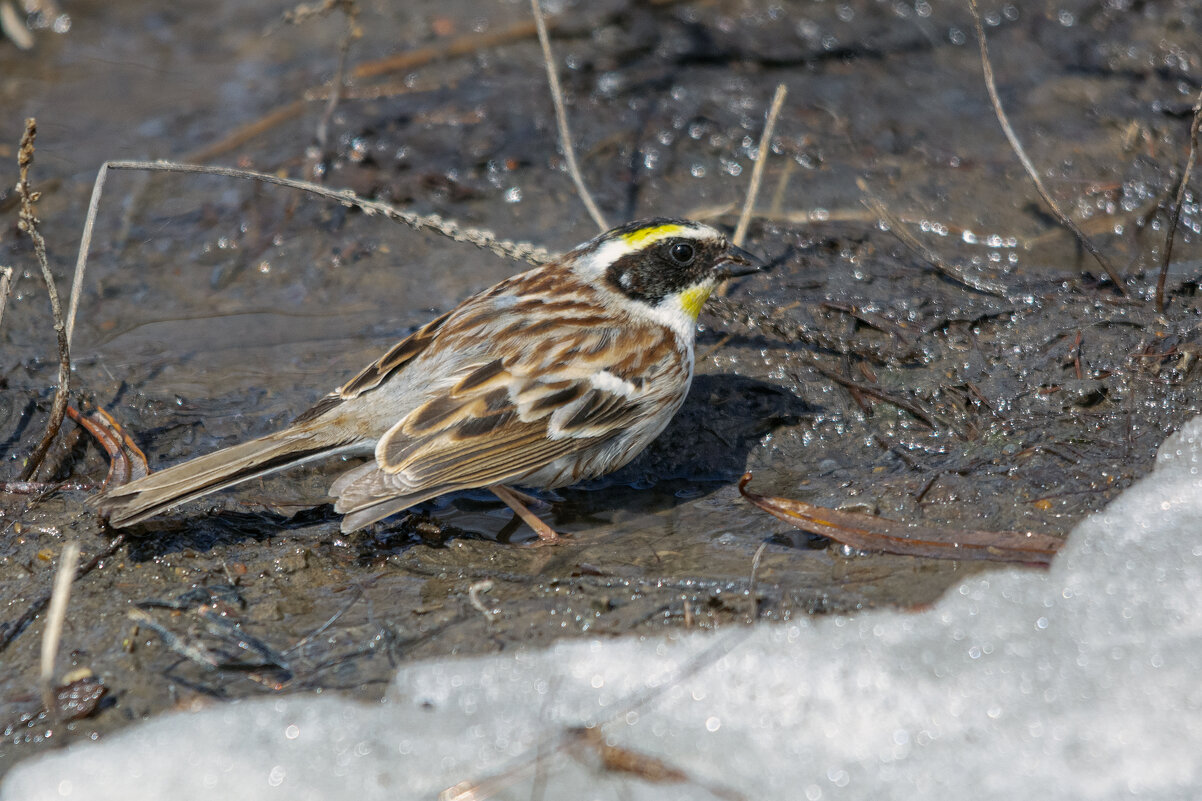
619;223;689;248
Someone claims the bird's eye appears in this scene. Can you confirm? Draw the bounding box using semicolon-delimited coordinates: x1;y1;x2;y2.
668;241;695;265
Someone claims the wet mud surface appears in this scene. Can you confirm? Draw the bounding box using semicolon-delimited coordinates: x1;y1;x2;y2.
2;0;1202;778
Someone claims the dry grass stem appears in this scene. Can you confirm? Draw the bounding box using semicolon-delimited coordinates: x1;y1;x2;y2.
768;158;795;218
305;81;431;102
309;1;361;155
316;34;353;155
531;0;608;232
125;608;221;670
0;1;34;50
64;161;110;349
64;159;554;355
40;541;80;715
733;84;788;248
706;294;909;364
746;541;768;623
967;0;1126;295
858;179;1007;296
1156;87;1202;312
16;118;73;482
0;265;13;332
283;585;365;656
114;161;552;262
353;17;545;81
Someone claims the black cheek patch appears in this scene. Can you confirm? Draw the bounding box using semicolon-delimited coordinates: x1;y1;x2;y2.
605;251;680;305
604;240;727;305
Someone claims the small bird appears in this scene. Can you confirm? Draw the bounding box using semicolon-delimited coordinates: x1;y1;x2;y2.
97;218;762;540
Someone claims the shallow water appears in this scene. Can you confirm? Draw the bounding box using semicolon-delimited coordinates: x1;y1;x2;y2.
2;0;1201;778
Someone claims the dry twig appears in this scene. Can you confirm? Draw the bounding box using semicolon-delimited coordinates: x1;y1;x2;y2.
282;0;363;164
820;301;914;344
1156;86;1202;312
185;100;310;165
740;473;1062;566
768;159;795;218
531;0;608;231
966;0;1126;295
282;0;348;26
15;118;72;481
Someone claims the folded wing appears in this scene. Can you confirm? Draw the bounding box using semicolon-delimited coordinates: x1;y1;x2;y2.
331;322;679;530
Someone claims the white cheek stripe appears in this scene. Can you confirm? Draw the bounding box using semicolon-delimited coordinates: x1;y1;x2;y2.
574;238;629;280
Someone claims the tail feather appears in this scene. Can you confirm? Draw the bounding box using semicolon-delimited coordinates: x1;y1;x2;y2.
329;462;442;532
335;487;447;533
97;431;362;527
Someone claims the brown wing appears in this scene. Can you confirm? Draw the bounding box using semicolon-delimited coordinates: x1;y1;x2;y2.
371;321;682;494
295;256;582;427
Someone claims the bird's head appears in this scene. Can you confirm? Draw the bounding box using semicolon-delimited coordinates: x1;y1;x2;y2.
569;218;764;330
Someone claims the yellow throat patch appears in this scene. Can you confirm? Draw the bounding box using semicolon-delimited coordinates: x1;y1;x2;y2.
679;284;713;320
620;223;689;248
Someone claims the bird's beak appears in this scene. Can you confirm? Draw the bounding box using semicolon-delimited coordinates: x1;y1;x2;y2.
715;244;766;279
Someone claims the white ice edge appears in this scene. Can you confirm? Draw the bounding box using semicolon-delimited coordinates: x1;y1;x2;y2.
6;416;1202;800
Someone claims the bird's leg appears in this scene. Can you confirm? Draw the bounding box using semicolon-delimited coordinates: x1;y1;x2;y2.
490;484;559;542
497;485;548;509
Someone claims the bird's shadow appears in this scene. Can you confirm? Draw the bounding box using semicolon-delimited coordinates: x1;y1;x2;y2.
613;373;808;481
120;504;338;563
546;373;813;521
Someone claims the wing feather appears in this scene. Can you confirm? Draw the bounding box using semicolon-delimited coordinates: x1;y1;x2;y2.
367;324;677;494
323;271;687;518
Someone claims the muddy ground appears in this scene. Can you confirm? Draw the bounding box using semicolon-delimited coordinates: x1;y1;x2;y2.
2;0;1201;779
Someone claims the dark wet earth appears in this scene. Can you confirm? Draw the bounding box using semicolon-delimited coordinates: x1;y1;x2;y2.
3;0;1202;778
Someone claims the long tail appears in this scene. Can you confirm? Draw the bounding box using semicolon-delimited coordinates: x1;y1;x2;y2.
97;430;363;527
